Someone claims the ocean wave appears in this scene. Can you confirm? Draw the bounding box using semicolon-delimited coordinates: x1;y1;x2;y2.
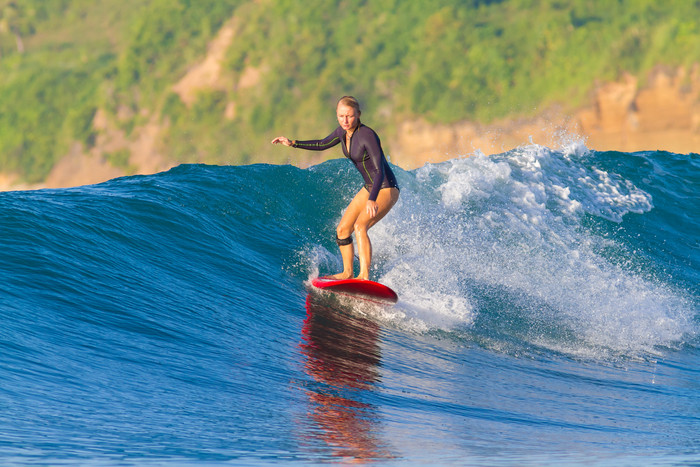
1;146;698;463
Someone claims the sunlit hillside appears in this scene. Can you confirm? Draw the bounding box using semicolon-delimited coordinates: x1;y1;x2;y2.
1;0;699;184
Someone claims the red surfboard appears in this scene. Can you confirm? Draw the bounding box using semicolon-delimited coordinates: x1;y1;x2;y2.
311;277;398;304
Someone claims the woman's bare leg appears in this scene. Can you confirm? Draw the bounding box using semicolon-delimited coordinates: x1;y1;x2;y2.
354;187;399;280
327;189;369;279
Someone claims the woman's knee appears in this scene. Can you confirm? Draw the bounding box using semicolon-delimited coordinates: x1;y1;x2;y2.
353;220;369;236
336;223;353;239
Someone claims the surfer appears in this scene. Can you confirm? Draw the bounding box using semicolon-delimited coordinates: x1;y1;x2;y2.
272;96;399;281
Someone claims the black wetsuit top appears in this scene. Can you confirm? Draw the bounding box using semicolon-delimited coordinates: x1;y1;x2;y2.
292;123;399;201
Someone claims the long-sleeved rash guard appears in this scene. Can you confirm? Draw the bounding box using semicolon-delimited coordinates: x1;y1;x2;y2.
292;123;399;201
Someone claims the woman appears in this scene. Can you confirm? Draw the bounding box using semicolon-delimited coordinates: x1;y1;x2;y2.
272;96;399;281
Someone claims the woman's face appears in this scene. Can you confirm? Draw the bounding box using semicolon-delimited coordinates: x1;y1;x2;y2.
337;104;359;132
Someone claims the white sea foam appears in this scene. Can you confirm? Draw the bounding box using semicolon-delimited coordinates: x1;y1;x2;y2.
371;143;694;358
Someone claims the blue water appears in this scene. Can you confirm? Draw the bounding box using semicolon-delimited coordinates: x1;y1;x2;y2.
1;144;698;465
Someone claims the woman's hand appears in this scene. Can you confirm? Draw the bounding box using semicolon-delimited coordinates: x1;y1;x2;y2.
366;200;378;218
271;136;293;146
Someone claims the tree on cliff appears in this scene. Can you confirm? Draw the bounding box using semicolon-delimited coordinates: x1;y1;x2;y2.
0;0;37;54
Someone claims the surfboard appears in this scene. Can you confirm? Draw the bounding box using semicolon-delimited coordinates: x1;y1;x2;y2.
311;277;398;304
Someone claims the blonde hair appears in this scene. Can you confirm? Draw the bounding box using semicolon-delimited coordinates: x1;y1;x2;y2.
337;96;361;114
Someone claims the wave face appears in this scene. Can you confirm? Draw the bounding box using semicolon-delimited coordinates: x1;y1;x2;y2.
0;146;698;464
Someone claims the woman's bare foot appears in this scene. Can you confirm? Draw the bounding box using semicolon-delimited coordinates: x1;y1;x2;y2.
324;272;353;280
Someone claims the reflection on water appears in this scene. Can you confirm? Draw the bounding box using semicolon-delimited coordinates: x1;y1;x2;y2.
298;292;393;461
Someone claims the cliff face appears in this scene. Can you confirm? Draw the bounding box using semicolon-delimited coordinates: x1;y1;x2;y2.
578;66;700;154
389;113;576;168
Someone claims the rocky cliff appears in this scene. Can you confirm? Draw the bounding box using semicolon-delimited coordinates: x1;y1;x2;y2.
390;65;700;168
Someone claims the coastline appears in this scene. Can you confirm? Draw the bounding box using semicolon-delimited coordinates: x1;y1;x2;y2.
2;126;697;193
2;67;698;192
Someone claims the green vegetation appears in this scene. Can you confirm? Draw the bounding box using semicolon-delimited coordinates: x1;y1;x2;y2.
1;0;700;182
114;0;240;110
104;149;135;174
